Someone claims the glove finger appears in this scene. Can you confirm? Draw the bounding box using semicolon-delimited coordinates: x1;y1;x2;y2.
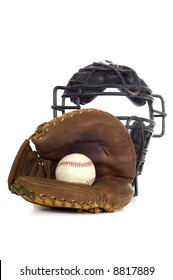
11;176;134;213
11;176;102;212
94;178;134;212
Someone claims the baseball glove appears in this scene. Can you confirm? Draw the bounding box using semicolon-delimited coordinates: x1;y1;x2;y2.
8;108;136;213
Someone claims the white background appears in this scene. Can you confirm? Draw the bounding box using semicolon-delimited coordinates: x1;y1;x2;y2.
0;0;172;279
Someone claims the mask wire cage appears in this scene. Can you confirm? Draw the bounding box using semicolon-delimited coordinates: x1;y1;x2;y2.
51;85;166;196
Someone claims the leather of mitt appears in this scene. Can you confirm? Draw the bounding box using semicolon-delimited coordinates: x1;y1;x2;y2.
8;108;136;213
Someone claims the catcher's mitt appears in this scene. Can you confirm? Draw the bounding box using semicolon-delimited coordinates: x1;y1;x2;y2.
8;108;136;213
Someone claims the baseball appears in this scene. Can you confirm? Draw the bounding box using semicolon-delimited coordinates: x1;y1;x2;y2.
55;153;96;185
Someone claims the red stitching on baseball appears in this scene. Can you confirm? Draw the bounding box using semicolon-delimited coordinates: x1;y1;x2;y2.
58;161;93;168
85;178;95;185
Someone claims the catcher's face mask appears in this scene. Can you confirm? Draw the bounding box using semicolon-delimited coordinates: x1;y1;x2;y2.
51;60;166;196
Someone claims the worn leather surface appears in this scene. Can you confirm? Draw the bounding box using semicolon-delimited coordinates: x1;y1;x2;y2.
64;61;152;106
8;108;136;212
